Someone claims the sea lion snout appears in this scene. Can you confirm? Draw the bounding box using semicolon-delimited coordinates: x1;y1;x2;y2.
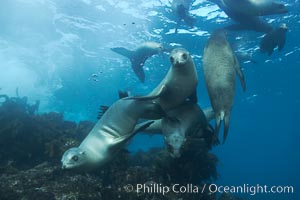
170;50;189;66
279;23;288;30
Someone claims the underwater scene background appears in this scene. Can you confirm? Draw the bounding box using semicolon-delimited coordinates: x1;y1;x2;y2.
0;0;299;199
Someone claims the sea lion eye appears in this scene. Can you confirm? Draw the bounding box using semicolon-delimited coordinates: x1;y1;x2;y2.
170;56;175;63
182;53;188;60
72;155;79;161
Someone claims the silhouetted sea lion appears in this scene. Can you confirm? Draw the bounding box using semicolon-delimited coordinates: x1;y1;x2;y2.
260;23;288;55
202;29;246;144
208;0;288;55
111;42;163;83
223;0;288;16
171;0;196;33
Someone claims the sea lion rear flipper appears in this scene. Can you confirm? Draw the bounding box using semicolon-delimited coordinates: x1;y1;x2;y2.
203;107;215;122
111;47;134;59
111;47;146;82
124;85;167;101
213;115;221;145
132;61;146;83
223;112;231;144
112;121;155;145
234;56;246;91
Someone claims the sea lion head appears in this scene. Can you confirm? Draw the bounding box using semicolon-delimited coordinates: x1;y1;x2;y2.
278;23;288;30
61;147;88;170
169;48;191;67
165;131;186;158
143;42;164;54
271;2;288;15
163;118;186;158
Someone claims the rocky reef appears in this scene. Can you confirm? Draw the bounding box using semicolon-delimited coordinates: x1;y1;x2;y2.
0;95;246;200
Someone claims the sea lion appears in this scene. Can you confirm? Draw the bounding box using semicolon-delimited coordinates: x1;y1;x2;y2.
222;0;288;16
208;0;288;55
260;23;288;55
61;98;165;170
171;0;196;33
208;0;287;33
98;92;213;157
127;48;198;116
145;103;214;157
202;29;246;144
111;42;164;83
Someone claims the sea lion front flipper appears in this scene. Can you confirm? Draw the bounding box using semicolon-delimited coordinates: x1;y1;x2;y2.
233;56;246;91
97;105;109;119
277;37;286;51
112;121;155;145
140;120;163;134
183;15;196;27
118;90;129;99
276;25;288;51
124;85;167;101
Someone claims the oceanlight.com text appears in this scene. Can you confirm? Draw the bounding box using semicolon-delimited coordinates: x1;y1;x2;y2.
207;184;294;196
123;183;294;196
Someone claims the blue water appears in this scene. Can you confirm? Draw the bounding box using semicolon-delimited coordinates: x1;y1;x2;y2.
0;0;299;199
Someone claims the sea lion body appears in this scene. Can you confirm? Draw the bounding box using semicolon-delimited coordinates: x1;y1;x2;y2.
142;48;198;113
209;0;287;33
223;0;288;16
260;23;288;55
202;29;246;144
171;0;196;33
111;42;163;83
162;103;213;157
143;103;214;157
61;99;164;170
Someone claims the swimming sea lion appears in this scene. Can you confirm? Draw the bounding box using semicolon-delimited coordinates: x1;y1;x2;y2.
98;92;212;157
208;0;288;55
171;0;196;33
260;23;288;55
127;48;198;116
161;103;214;157
208;0;287;33
111;42;164;83
202;29;246;144
140;103;215;157
222;0;288;16
61;98;165;170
